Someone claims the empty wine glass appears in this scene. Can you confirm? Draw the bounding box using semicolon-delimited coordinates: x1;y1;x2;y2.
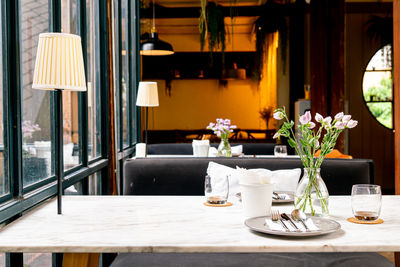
274;145;287;157
351;184;382;221
205;174;229;205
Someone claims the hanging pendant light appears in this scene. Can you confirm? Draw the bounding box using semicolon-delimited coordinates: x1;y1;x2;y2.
140;0;174;56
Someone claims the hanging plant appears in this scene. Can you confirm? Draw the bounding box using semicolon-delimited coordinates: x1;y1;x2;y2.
253;2;287;82
199;1;226;64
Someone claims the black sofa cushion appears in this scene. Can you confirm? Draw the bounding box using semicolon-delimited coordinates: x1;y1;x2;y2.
123;157;374;196
111;252;393;267
147;143;277;155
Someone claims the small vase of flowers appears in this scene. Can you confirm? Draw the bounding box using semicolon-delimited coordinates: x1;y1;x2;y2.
273;108;358;216
207;118;237;157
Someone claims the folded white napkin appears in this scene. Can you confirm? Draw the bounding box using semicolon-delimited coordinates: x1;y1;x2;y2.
264;218;319;232
192;139;210;145
231;145;243;155
207;162;239;195
236;167;274;186
250;168;301;192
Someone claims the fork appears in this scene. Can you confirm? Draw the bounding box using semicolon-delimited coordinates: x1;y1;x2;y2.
271;210;290;232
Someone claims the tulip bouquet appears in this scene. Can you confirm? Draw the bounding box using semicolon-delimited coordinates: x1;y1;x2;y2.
273;107;358;216
207;118;237;157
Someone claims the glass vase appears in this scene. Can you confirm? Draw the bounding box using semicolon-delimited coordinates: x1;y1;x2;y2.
294;168;329;217
217;138;232;157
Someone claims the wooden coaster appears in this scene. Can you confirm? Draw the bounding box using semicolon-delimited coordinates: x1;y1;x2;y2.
203;202;232;207
347;217;384;224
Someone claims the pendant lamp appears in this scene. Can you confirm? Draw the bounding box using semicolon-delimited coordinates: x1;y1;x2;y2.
140;0;174;56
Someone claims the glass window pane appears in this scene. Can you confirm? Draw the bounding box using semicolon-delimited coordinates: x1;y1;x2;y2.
121;0;129;147
20;0;52;187
0;6;8;197
366;45;392;71
87;0;102;160
65;180;84;195
89;172;101;195
23;253;51;267
61;0;80;170
0;253;4;267
366;102;392;129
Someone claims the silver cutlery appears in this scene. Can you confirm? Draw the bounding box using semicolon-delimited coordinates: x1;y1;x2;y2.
272;192;286;200
291;209;311;232
271;210;290;231
281;213;301;232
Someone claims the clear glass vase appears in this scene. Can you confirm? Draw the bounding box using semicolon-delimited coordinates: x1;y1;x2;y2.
217;138;232;157
294;168;329;217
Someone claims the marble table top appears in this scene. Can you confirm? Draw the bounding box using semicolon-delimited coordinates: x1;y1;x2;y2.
0;195;398;253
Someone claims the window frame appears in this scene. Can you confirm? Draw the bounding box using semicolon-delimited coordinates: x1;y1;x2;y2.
362;45;394;130
0;0;140;224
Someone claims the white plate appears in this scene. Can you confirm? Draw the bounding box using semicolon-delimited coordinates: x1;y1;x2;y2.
245;216;341;237
273;191;294;204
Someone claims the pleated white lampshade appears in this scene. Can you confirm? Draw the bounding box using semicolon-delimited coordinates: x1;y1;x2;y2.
32;33;86;91
136;82;159;107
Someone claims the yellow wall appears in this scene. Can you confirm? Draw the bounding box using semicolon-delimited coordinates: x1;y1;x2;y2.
143;17;278;131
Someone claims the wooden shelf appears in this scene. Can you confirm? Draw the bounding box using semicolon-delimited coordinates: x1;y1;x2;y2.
142;52;257;80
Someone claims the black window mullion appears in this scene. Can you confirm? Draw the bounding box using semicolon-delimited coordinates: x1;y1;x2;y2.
118;0;124;152
135;0;141;143
7;0;23;198
99;0;110;195
78;0;89;196
127;0;132;147
1;1;11;203
132;0;140;145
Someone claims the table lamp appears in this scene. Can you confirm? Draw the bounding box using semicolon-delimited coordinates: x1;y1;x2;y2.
136;82;159;155
32;33;86;214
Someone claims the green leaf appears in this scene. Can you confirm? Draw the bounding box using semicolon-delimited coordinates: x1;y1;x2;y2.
287;139;297;148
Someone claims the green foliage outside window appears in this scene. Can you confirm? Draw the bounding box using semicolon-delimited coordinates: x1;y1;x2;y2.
363;77;392;129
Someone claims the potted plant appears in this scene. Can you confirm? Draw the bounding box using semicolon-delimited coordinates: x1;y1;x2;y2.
259;106;274;130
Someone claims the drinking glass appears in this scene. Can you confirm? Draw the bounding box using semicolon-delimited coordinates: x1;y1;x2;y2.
274;145;287;157
351;184;382;221
204;174;229;204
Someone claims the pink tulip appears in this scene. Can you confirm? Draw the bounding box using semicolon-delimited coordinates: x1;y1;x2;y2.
347;120;358;128
299;111;312;124
342;115;351;123
334;121;345;130
315;113;323;123
323;116;332;125
309;122;316;129
335;112;344;121
273;111;284;120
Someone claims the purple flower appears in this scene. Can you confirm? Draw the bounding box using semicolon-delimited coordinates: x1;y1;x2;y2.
207;118;236;139
347;120;358;128
342;115;351;123
334;121;345;130
335;112;344;121
323;116;332;125
273;111;284;120
299;111;312;125
315;113;323;123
